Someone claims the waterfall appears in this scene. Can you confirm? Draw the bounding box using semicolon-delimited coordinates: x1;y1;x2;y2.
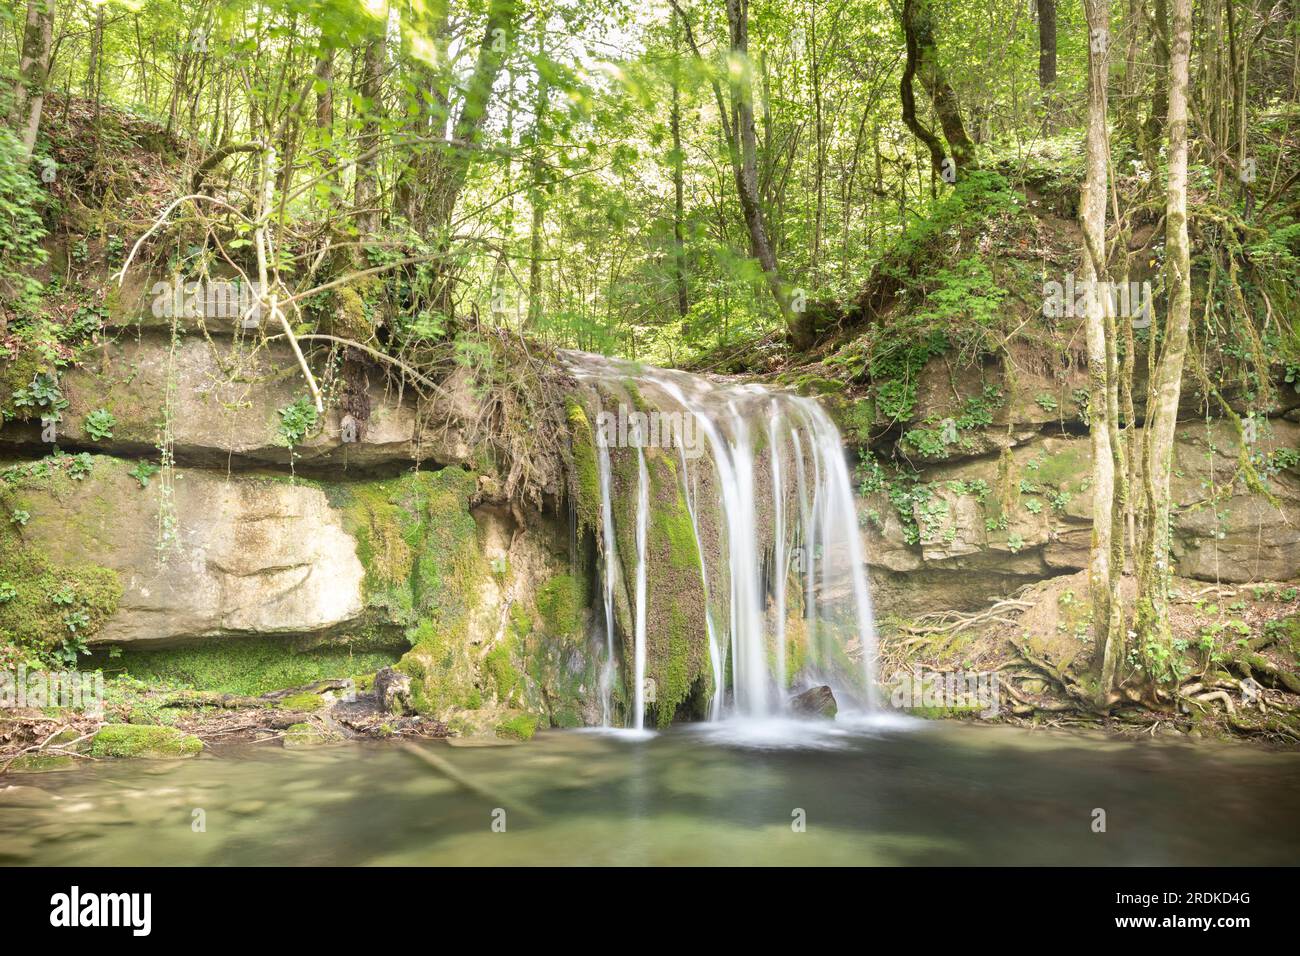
567;352;877;727
596;437;619;726
632;447;650;731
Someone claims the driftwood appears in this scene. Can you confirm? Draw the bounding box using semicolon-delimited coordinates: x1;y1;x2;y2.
399;742;538;821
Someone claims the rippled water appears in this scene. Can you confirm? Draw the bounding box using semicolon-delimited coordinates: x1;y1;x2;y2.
3;720;1299;865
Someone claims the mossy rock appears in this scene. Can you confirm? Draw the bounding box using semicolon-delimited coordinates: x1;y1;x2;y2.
566;398;601;534
0;502;122;658
494;712;539;741
277;691;326;711
484;632;522;706
536;574;582;640
90;724;203;759
336;468;490;717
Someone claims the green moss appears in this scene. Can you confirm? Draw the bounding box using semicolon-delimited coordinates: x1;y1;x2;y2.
0;350;47;422
537;574;582;639
330;286;372;341
827;397;876;447
90;723;203;758
0;518;121;660
654;604;692;728
1032;447;1087;492
631;452;709;727
278;691;325;711
100;637;400;697
397;620;480;714
653;501;700;572
328;468;490;716
484;634;522;706
509;601;533;639
567;399;601;534
494;712;539;741
333;468;484;633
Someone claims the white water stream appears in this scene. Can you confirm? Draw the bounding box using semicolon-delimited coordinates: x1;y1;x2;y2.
566;353;878;727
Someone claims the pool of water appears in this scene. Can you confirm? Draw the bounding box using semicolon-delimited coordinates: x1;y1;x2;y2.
3;718;1299;865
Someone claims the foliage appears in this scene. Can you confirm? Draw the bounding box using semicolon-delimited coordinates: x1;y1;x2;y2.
84;408;117;441
276;396;319;449
0;128;48;308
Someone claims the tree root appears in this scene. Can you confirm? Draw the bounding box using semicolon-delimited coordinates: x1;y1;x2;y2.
0;725;101;774
1010;638;1101;711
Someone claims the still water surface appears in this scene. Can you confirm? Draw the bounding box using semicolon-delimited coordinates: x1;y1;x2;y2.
3;718;1298;865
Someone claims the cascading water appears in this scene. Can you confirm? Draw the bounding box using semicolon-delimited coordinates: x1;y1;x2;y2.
567;352;878;728
595;438;619;726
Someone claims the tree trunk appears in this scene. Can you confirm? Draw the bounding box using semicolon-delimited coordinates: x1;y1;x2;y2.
1135;0;1193;683
810;7;825;278
526;30;550;329
354;34;385;236
10;0;56;163
900;0;976;179
421;0;519;239
315;50;336;193
1146;0;1170;138
1080;0;1122;704
671;9;689;319
1037;0;1057;89
723;0;809;347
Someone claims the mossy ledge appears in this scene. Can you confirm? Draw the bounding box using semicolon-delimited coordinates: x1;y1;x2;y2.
90;724;203;758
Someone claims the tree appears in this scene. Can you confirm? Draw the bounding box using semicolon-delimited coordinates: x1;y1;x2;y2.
900;0;975;180
670;8;689;319
672;0;811;348
1036;0;1057;90
354;31;386;236
1079;0;1126;704
1135;0;1193;684
10;0;56;163
527;27;551;328
418;0;521;238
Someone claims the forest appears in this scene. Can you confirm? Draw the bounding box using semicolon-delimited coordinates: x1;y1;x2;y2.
0;0;1297;868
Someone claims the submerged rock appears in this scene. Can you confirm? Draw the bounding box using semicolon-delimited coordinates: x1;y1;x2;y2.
790;685;837;719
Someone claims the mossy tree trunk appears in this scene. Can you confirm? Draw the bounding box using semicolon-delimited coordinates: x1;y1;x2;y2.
1145;0;1171;142
10;0;55;163
1080;0;1127;705
1135;0;1193;685
900;0;977;179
